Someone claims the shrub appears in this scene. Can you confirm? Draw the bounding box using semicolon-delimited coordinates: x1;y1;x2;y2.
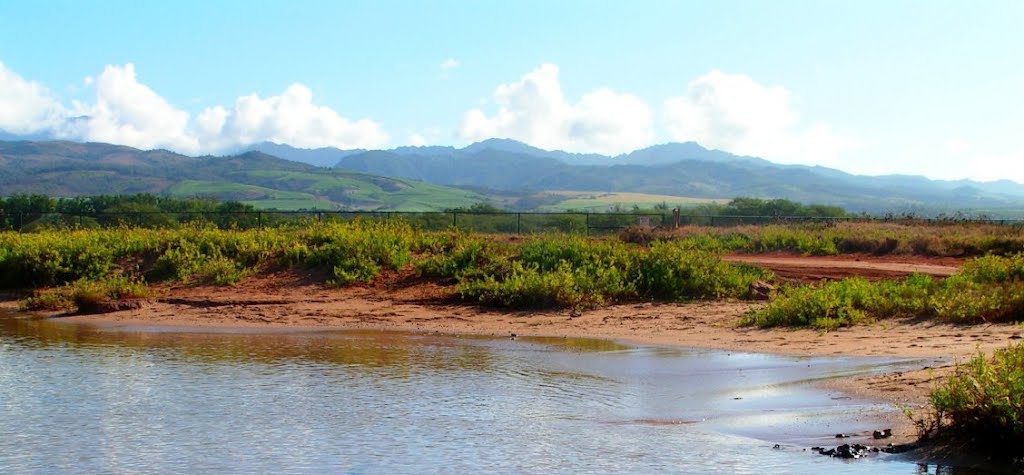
930;343;1024;456
303;221;413;286
19;277;150;313
416;238;493;279
634;242;769;300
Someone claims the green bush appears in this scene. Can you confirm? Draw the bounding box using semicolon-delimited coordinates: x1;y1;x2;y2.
634;242;768;300
20;277;150;313
930;343;1024;456
303;220;413;286
416;238;493;278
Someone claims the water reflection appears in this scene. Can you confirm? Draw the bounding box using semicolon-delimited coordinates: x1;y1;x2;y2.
0;314;1005;474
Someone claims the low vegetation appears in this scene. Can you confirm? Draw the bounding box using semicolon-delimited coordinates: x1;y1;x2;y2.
0;220;769;312
742;254;1024;329
925;343;1024;457
622;221;1024;257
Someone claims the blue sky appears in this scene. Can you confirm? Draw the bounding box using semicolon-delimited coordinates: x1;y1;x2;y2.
1;0;1022;181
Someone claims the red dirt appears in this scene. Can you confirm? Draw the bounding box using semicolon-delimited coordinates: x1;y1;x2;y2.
724;252;963;282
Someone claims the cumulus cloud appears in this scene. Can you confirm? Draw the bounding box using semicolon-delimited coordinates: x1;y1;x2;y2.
663;70;855;164
0;61;389;154
194;83;389;151
65;63;198;152
0;61;67;134
458;63;653;154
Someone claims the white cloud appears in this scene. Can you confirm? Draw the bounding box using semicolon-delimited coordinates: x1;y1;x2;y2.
194;83;389;152
663;70;855;164
440;58;460;71
0;61;67;134
459;63;653;154
64;63;198;152
0;61;389;154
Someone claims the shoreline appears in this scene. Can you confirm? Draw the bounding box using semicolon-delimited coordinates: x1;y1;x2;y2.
2;250;1019;453
5;271;1022;447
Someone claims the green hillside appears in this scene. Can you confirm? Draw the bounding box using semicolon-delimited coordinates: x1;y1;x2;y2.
533;191;727;212
0;141;485;211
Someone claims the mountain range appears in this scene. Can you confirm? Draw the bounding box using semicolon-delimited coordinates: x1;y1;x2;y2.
0;141;483;211
249;139;1024;213
2;138;1023;215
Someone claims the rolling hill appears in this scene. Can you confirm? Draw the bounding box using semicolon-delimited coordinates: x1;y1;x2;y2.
0;141;484;211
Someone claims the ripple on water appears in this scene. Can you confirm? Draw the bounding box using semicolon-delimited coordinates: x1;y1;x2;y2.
0;314;990;474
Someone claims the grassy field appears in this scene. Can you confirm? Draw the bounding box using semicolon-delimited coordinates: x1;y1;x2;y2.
534;191;727;212
167;170;486;211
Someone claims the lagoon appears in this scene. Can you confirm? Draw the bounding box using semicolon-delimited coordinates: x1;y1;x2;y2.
0;314;969;474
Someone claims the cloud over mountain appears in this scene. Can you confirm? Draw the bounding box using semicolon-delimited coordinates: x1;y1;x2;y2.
459;63;654;155
69;64;198;152
194;84;389;152
0;61;387;153
2;59;853;166
663;70;854;165
0;61;67;135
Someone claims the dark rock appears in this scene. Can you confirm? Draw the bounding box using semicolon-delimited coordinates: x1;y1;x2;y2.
872;428;893;439
835;433;851;438
76;298;143;315
817;443;870;459
772;444;781;449
880;443;918;454
749;280;774;300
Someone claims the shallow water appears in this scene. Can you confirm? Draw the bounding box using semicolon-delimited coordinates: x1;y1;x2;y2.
0;315;993;474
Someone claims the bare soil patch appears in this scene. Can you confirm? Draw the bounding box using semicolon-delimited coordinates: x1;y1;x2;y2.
724;252;963;282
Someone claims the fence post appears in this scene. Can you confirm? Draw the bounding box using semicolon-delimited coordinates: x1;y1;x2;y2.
258;212;263;229
517;213;522;234
585;213;590;236
17;212;23;232
452;212;458;229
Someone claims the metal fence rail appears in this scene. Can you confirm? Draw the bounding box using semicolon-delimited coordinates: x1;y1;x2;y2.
1;210;1023;234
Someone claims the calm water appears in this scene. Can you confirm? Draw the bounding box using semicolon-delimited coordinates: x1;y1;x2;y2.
0;314;989;474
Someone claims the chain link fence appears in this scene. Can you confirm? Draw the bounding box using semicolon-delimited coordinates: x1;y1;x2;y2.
1;210;1022;234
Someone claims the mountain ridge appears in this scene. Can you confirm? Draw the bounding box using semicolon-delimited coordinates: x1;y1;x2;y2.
246;139;1024;198
3;138;1024;214
0;140;484;211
